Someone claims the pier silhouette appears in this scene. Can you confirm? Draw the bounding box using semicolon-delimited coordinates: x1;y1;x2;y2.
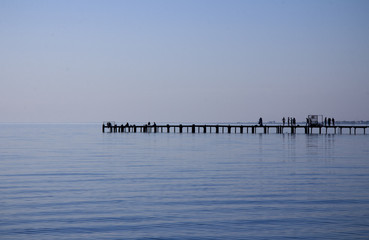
102;122;367;135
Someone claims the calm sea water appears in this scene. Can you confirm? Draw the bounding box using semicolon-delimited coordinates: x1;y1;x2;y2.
1;123;369;240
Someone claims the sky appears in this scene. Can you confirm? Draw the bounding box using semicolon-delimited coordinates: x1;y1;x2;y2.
1;0;369;123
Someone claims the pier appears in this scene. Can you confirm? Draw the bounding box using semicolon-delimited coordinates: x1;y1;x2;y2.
102;123;367;135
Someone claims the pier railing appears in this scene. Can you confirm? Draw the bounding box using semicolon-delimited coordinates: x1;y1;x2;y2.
102;124;367;135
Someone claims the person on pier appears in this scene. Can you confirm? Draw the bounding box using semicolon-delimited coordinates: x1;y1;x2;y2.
259;117;263;126
282;117;285;126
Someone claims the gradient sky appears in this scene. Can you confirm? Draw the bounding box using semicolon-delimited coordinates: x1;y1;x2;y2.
1;0;369;123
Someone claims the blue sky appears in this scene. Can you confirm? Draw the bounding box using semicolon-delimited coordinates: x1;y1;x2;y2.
1;0;369;123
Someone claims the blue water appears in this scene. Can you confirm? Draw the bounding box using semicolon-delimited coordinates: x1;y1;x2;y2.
1;123;369;239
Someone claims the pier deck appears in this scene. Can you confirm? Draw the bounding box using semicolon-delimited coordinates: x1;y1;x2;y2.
102;124;367;135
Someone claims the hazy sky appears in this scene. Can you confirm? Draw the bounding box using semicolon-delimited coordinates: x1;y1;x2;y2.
1;0;369;123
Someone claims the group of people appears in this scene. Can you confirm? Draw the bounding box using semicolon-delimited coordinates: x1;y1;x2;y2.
324;117;335;126
118;122;157;127
282;117;296;126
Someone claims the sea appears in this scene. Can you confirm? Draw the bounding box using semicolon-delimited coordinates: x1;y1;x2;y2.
1;123;369;240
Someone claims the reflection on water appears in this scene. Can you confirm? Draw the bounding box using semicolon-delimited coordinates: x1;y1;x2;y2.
0;124;369;240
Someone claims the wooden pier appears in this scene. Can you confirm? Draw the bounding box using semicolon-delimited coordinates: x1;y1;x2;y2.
102;123;368;135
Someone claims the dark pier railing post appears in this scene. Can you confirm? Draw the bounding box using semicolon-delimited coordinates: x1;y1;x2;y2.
167;124;170;133
192;124;195;133
203;125;207;133
216;125;219;134
179;124;183;133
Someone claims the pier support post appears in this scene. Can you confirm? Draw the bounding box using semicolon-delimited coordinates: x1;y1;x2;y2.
240;126;243;134
167;124;170;133
264;127;267;134
179;124;183;133
102;124;105;133
203;125;207;133
192;124;195;133
216;125;219;134
228;126;231;134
